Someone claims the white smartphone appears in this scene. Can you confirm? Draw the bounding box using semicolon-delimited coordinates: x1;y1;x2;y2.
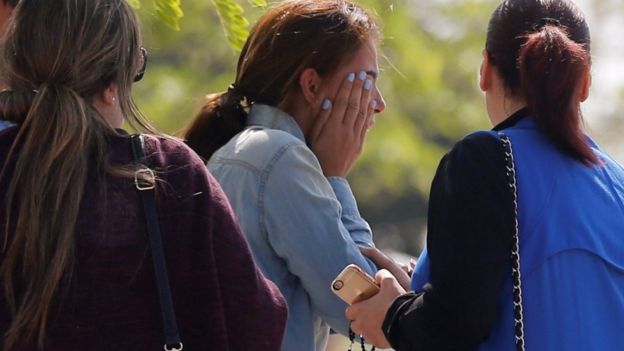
331;264;379;305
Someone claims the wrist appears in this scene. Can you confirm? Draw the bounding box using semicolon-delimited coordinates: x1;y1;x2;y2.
321;165;347;177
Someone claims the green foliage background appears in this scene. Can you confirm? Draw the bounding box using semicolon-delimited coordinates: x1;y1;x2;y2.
131;0;499;256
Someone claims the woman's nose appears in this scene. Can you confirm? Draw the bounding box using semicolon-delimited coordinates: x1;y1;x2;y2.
372;88;386;114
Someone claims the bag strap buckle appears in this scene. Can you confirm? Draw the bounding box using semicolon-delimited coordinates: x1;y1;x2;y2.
164;342;183;351
135;168;156;191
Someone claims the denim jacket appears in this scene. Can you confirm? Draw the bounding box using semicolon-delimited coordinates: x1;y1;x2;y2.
208;104;377;351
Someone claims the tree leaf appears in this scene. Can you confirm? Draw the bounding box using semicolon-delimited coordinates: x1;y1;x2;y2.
247;0;267;8
127;0;141;9
154;0;184;31
212;0;251;52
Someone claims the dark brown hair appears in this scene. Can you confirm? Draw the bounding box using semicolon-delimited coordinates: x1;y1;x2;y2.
184;0;379;160
2;0;18;7
0;0;153;349
486;0;598;165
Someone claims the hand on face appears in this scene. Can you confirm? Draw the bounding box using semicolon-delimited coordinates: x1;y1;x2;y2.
308;71;377;177
345;269;406;349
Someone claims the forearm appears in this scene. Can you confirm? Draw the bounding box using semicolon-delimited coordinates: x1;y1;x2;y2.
382;292;470;351
327;176;374;247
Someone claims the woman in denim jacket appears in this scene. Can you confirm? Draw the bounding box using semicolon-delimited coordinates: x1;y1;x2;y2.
185;1;411;350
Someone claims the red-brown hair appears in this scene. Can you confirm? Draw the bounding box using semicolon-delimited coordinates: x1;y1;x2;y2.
518;25;595;164
486;0;598;165
184;0;379;160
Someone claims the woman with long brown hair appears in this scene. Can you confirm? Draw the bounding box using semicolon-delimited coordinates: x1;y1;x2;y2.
0;0;286;350
184;1;410;350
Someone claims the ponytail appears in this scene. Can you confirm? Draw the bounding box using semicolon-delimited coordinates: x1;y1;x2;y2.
518;24;598;165
184;87;248;161
2;83;108;350
0;0;147;348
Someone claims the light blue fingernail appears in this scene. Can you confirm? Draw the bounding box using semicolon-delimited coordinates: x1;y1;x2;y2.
358;71;367;81
364;79;373;91
347;73;356;82
371;100;377;109
322;99;332;110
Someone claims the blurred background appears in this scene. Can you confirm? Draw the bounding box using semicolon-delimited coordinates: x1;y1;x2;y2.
132;0;624;349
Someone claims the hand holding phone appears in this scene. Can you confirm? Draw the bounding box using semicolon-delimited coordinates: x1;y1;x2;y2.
331;264;380;305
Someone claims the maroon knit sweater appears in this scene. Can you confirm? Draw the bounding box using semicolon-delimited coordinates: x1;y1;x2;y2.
0;127;287;350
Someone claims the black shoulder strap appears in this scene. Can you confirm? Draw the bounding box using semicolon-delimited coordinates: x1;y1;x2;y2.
131;134;183;351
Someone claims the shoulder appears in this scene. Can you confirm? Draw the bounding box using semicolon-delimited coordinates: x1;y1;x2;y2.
235;127;306;157
141;134;224;198
257;127;305;147
451;130;502;157
143;134;205;170
213;127;317;173
266;140;322;181
442;131;504;168
433;130;508;189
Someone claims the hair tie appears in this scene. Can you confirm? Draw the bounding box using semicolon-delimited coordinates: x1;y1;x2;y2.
220;83;246;117
533;18;561;31
227;83;243;99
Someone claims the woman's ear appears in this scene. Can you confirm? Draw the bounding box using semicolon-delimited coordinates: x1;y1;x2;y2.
94;84;119;106
92;84;124;128
579;69;591;102
479;49;492;92
299;68;321;105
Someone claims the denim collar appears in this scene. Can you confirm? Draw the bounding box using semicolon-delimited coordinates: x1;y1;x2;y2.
247;104;305;142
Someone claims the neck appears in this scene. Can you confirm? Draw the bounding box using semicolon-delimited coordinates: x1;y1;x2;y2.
280;97;313;140
487;93;527;127
92;103;124;129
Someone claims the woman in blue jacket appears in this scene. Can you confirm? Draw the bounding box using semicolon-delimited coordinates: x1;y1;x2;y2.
346;0;624;350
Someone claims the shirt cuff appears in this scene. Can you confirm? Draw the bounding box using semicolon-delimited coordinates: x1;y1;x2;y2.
382;292;422;351
326;176;360;217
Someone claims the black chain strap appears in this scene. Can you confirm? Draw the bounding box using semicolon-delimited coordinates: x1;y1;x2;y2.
499;132;526;351
348;323;376;351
